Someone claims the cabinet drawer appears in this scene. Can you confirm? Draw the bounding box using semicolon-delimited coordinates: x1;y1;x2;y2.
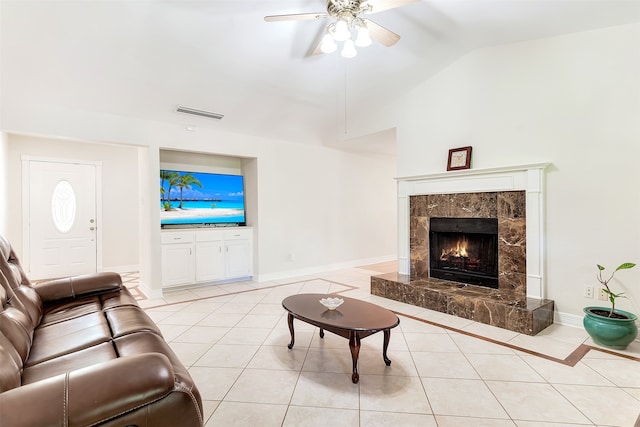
196;229;224;242
161;231;195;244
224;229;251;240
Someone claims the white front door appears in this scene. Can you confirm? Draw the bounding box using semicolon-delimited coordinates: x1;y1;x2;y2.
27;160;98;279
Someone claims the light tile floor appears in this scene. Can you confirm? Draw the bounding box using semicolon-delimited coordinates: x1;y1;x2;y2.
132;263;640;427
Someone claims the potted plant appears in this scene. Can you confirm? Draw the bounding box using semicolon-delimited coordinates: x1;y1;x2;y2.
583;262;638;349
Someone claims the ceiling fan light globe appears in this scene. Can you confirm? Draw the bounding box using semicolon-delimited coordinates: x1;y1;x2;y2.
341;39;357;58
320;34;338;53
355;27;372;47
333;19;351;41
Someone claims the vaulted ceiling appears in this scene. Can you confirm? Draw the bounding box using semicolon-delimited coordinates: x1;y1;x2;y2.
2;0;640;152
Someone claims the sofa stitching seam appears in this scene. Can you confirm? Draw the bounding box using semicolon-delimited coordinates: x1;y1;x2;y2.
174;384;204;426
64;371;69;427
84;390;174;427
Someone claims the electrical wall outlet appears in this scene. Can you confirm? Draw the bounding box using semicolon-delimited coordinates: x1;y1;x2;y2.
598;288;608;301
584;285;594;299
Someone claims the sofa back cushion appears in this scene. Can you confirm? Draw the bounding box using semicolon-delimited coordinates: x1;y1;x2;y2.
0;234;43;329
0;331;23;392
0;272;30;392
0;235;45;392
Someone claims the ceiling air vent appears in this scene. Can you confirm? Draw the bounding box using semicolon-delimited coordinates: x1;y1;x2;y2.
176;105;224;120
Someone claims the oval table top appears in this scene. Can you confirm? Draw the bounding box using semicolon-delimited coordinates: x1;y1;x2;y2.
282;293;399;332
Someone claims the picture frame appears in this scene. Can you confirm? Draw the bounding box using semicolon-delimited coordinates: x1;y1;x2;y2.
447;146;472;171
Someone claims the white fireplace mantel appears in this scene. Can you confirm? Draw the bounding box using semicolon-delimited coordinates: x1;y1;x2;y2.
396;163;549;299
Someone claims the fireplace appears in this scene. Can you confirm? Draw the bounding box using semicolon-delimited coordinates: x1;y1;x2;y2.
371;165;554;335
429;217;498;288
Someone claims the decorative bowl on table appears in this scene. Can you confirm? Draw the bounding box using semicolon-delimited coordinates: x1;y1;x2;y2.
319;297;344;310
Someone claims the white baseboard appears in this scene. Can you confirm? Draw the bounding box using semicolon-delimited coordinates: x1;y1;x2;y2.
138;282;163;299
256;254;396;283
554;311;584;329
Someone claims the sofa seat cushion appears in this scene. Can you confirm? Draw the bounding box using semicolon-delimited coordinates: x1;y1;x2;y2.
1;353;182;427
21;342;117;385
40;297;101;326
26;312;111;366
105;305;163;338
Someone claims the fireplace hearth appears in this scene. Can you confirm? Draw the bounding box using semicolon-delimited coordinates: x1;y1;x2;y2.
429;217;498;288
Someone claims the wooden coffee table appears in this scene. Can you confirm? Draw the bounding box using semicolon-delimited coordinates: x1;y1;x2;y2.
282;293;400;383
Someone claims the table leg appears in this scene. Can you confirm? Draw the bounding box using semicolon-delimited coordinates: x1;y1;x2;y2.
319;328;324;339
287;313;295;349
349;331;361;384
382;329;392;366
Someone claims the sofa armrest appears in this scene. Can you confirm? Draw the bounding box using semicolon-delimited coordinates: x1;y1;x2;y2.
34;272;122;303
0;353;176;427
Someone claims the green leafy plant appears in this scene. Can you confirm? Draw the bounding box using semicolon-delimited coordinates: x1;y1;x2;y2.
596;262;636;317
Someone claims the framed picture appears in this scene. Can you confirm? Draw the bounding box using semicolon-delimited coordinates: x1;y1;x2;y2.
447;146;472;171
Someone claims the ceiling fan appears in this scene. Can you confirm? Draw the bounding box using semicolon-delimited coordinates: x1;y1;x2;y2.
264;0;418;58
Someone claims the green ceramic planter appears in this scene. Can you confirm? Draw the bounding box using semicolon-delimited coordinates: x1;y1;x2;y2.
583;307;638;350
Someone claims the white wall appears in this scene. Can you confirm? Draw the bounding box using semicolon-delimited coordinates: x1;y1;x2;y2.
393;23;640;320
1;109;397;293
240;157;259;276
255;139;397;280
160;150;244;175
6;134;140;272
0;132;8;236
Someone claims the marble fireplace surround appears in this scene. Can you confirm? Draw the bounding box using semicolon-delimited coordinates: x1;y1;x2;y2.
371;163;555;335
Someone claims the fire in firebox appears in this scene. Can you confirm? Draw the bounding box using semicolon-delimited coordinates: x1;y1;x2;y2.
439;236;469;259
438;236;481;271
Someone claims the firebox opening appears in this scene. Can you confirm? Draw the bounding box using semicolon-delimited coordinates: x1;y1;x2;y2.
429;217;499;288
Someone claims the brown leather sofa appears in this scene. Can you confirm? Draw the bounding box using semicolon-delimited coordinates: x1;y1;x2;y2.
0;234;203;426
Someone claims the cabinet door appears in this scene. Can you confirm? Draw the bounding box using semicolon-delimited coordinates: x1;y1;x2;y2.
225;239;251;279
161;243;195;286
196;240;225;282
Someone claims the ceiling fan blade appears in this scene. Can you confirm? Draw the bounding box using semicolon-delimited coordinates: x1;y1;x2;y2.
362;0;419;14
363;19;400;47
264;12;327;22
310;39;324;56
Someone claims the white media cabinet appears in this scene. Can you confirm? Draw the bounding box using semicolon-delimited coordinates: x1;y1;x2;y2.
160;227;253;288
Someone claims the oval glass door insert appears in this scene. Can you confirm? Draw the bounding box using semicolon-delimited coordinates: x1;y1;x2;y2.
51;180;76;232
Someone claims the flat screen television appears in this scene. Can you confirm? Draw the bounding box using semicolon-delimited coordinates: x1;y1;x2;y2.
160;170;245;228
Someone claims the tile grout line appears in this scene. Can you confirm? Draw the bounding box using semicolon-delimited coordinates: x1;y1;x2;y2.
391;311;640;366
149;276;638;367
144;279;360;310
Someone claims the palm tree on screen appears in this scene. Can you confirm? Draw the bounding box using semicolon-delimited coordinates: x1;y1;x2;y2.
176;174;202;209
160;170;179;210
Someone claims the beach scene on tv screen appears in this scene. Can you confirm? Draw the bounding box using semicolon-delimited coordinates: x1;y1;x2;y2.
160;170;245;225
